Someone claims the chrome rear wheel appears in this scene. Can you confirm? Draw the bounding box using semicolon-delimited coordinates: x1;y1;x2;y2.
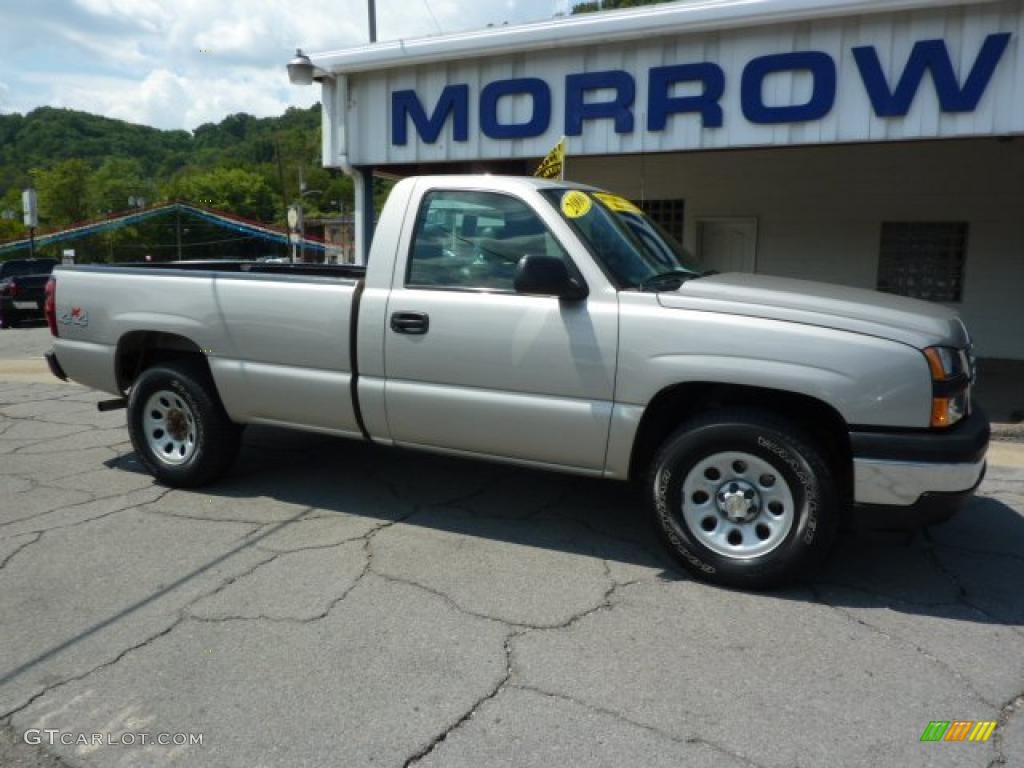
142;389;197;466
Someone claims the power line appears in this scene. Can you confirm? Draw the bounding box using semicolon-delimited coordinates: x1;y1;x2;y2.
118;233;260;247
421;0;443;33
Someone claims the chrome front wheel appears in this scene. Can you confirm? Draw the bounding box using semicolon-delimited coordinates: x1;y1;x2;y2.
681;451;795;559
649;409;839;589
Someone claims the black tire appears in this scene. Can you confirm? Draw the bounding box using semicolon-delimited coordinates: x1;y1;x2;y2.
648;408;839;590
127;361;242;488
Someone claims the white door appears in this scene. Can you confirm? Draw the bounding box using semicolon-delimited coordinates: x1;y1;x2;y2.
697;218;758;274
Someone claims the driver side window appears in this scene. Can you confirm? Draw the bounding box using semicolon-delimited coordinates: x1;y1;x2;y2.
407;190;569;291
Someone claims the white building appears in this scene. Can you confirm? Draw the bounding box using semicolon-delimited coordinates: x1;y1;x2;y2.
299;0;1024;361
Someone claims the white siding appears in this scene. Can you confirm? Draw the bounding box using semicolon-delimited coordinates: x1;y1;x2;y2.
330;0;1024;166
571;138;1024;360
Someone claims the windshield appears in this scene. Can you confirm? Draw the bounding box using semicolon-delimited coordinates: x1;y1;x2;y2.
541;189;702;289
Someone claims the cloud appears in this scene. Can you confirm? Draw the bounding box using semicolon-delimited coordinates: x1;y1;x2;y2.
29;67;316;131
1;0;565;130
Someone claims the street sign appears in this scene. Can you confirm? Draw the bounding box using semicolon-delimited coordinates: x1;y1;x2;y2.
22;189;38;228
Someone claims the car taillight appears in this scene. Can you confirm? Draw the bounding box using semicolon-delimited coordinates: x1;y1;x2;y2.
8;279;18;299
45;277;58;337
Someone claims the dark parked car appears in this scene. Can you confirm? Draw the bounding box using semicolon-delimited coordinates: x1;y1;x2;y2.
0;259;58;328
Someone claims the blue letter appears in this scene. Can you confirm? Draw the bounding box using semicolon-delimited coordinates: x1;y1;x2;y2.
742;51;836;124
392;85;469;145
480;78;551;139
648;63;725;130
853;33;1011;117
565;71;635;135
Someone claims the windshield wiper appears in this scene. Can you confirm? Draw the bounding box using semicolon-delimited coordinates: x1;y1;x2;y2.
638;270;700;292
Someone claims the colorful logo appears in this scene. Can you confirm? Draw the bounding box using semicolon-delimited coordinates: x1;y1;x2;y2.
920;721;997;742
59;306;88;328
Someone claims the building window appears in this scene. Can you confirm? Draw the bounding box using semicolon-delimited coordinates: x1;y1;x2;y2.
637;199;685;244
877;222;968;303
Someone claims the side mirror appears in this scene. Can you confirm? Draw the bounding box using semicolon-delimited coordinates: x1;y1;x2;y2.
513;255;588;301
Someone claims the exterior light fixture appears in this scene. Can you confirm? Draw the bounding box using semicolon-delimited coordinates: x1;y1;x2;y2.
287;49;315;85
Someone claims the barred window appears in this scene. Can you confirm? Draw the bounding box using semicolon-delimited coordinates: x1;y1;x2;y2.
877;222;967;303
637;199;685;244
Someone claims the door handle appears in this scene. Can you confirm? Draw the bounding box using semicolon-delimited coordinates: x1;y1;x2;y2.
390;311;430;335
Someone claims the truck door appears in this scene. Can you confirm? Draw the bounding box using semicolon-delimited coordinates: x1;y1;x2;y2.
382;186;618;473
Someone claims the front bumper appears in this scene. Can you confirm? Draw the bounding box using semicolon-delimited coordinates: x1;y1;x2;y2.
850;408;989;529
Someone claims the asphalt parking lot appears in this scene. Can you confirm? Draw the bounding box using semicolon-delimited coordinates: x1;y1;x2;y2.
0;326;1022;767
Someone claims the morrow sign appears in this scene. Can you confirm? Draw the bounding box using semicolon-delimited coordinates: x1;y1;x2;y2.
391;33;1012;145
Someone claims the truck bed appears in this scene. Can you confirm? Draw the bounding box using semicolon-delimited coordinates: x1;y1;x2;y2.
51;260;367;438
100;260;367;280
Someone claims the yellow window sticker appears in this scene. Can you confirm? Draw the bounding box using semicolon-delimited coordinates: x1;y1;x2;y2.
594;193;642;215
561;190;592;219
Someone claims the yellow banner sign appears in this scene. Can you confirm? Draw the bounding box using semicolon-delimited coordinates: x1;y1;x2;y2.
561;190;592;219
534;137;565;180
594;192;642;215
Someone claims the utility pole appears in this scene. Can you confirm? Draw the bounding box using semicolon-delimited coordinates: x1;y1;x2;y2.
298;166;306;264
274;134;290;260
175;207;183;261
361;0;377;264
22;188;38;259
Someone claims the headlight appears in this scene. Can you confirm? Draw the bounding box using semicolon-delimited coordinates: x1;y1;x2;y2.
923;346;971;428
924;347;967;379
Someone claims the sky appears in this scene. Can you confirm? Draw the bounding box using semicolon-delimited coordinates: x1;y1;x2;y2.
0;0;572;131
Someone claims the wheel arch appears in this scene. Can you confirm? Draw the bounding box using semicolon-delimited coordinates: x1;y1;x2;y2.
628;382;853;502
115;331;213;393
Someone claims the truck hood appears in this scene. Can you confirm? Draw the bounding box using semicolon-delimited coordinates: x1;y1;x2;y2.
657;273;969;350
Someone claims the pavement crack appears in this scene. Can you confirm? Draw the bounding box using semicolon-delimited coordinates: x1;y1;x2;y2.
373;568;636;632
190;534;374;626
185;503;417;625
0;532;43;572
141;507;270;526
370;571;518;628
1;615;185;722
510;684;769;768
809;585;996;708
403;631;517;768
921;533;1024;642
540;576;638;633
0;485;170;536
32;487;174;536
988;692;1024;767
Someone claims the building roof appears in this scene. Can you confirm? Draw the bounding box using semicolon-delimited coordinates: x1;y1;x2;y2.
308;0;997;76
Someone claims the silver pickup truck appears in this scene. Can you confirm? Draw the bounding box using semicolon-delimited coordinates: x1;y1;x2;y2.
43;175;989;588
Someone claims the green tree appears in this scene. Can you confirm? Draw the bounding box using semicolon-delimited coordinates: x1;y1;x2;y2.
571;0;672;13
0;103;352;259
31;158;91;225
0;217;25;243
0;188;25;242
165;167;276;220
88;157;152;215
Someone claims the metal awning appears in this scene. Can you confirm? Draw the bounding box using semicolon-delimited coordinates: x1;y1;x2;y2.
308;0;999;75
